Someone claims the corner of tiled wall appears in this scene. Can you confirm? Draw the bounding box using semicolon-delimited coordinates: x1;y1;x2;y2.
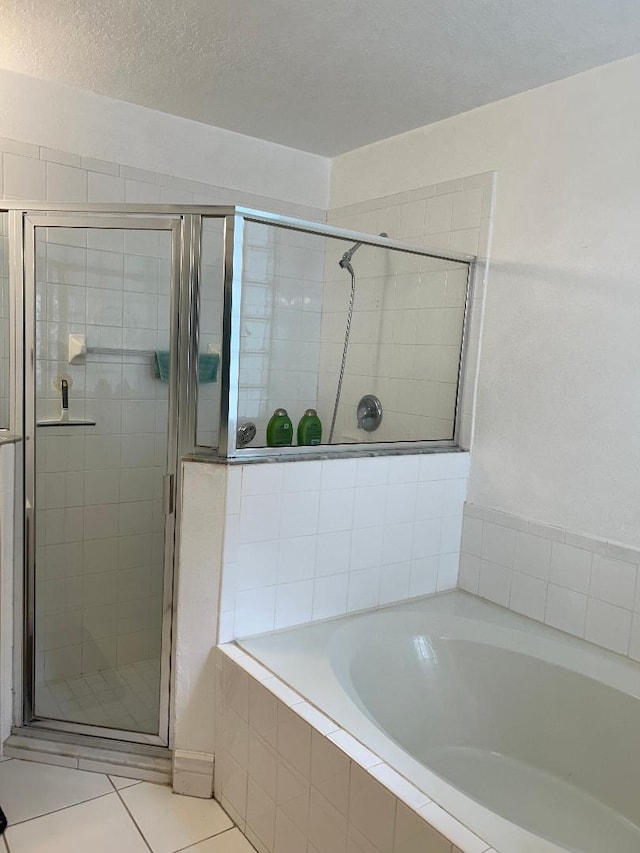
459;501;640;661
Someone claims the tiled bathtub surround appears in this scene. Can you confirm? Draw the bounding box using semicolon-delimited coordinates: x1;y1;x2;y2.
219;451;469;642
215;643;494;853
460;503;640;659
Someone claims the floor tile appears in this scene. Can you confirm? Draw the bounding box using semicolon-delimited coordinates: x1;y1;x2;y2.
0;759;112;824
120;782;233;853
109;775;143;790
182;828;256;851
5;792;149;852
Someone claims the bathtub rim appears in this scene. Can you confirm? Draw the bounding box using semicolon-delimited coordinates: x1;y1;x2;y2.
233;590;640;853
217;639;497;853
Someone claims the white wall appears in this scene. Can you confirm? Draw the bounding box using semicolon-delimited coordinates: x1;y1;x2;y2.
0;69;329;212
330;52;640;549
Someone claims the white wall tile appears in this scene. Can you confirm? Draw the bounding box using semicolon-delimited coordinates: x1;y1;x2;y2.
315;530;352;577
321;459;357;490
437;553;459;591
239;494;283;544
509;571;547;621
274;580;314;629
548;541;592;593
354;485;387;529
545;584;587;637
237;541;279;592
440;516;463;554
590;553;637;609
379;562;411;605
629;614;640;662
4;152;46;197
478;560;512;607
242;464;284;496
408;556;438;596
458;553;480;594
312;574;349;620
481;523;515;568
460;515;482;557
414;480;446;520
279;490;319;539
277;536;317;584
513;531;552;580
584;598;631;655
318;488;354;534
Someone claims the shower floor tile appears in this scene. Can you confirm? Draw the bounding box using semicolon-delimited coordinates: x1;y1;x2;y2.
35;658;161;734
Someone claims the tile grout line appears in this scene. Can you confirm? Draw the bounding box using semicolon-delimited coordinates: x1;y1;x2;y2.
112;786;153;852
173;826;247;853
3;786;117;828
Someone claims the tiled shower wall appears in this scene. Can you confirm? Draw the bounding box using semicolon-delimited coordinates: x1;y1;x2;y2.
0;135;325;685
238;221;325;446
218;451;470;642
34;226;172;683
321;173;493;447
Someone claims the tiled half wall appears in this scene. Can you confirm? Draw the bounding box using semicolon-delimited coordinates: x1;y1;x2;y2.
460;503;640;660
218;451;469;642
215;643;495;853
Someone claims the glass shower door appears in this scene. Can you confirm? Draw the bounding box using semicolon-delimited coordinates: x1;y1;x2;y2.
26;215;180;743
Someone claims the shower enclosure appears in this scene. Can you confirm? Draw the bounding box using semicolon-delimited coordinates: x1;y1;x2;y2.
0;204;475;750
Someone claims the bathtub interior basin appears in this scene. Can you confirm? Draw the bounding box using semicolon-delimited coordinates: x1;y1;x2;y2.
240;591;640;853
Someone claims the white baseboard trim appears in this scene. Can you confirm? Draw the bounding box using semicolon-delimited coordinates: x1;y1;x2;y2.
172;749;214;798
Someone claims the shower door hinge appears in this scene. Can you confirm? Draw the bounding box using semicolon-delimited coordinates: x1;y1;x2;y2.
162;474;175;515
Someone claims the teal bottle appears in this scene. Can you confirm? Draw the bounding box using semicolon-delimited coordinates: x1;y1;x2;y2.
297;409;322;446
266;408;293;447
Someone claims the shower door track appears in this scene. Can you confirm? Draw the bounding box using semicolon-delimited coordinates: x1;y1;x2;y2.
13;209;194;749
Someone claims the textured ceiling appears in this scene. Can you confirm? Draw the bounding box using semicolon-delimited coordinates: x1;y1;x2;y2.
1;0;640;156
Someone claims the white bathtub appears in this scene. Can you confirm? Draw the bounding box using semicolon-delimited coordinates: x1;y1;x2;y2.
240;591;640;853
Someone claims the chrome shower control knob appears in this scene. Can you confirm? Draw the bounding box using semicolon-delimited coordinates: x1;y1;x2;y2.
237;422;257;447
357;394;383;432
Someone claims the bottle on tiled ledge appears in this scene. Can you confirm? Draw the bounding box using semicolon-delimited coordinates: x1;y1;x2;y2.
266;408;293;447
297;408;322;446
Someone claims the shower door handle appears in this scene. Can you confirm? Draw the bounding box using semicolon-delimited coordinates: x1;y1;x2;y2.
162;474;175;516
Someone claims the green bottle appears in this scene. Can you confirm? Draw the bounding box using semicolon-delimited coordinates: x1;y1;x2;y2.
266;408;293;447
297;409;322;446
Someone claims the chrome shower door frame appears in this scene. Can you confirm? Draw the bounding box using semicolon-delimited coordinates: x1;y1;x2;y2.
20;210;184;747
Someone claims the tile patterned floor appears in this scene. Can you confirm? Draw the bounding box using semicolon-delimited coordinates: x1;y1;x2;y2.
35;659;160;733
0;758;255;852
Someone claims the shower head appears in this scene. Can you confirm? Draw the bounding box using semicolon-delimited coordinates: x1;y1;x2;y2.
338;232;388;276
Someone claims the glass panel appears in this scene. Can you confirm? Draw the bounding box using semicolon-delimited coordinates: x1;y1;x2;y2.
0;212;9;429
33;224;172;735
195;218;225;448
236;220;469;449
